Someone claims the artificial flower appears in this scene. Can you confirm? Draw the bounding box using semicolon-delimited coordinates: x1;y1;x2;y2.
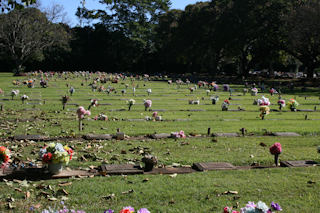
270;143;282;155
270;202;282;211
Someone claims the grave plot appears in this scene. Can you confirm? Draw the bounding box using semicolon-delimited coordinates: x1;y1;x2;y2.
280;160;319;167
193;162;236;171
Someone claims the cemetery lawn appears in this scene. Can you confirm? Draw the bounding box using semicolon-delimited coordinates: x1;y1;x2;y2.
0;72;319;212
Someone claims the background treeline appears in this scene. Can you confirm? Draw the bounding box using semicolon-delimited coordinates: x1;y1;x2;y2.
0;0;320;78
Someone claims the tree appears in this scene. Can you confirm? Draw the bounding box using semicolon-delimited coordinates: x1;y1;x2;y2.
0;0;36;12
78;0;171;72
284;0;320;78
0;8;70;73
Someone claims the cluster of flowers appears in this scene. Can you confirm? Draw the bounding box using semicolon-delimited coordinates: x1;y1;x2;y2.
189;99;200;105
11;89;20;96
106;206;150;213
287;99;299;110
0;146;10;167
39;143;73;165
171;130;186;138
144;100;152;111
224;201;282;213
270;143;282;155
221;99;230;110
257;96;270;106
251;88;258;96
77;106;91;119
94;114;108;121
277;99;285;108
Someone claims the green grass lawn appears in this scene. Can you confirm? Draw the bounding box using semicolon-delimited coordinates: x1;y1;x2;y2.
0;72;319;212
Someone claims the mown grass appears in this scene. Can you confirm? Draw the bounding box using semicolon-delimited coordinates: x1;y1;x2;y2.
0;72;319;212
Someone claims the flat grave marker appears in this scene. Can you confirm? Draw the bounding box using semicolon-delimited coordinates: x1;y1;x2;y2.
150;109;166;112
280;160;318;167
13;135;48;141
272;132;301;137
188;109;206;112
100;164;143;175
212;133;239;137
84;134;112;140
192;162;236;171
151;133;171;139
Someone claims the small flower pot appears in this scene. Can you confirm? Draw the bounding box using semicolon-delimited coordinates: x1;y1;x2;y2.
48;163;63;175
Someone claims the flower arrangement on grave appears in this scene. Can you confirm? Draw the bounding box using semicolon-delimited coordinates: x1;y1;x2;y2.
27;80;34;88
77;106;91;131
194;99;200;105
12;80;20;86
69;87;75;95
0;146;11;168
259;106;270;120
94;113;108;121
98;86;105;92
277;99;285;110
152;111;162;121
287;99;299;111
224;201;282;213
269;88;277;96
270;142;282;166
21;94;29;104
251;87;258;96
88;99;98;110
152;111;158;118
11;89;19;100
61;95;69;110
127;99;136;111
147;88;152;96
258;96;270;106
39;143;73;165
144;99;152;111
223;84;230;91
213;83;219;91
171;130;186;138
206;90;211;96
142;154;158;172
210;95;219;104
221;99;230;111
40;79;47;88
168;80;172;84
189;87;195;93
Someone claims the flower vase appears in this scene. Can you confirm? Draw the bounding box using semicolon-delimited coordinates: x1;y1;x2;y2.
48;163;63;174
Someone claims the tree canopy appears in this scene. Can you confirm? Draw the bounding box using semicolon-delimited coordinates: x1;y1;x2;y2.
0;0;320;78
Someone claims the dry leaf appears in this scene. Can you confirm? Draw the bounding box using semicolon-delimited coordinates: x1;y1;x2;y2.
58;182;72;187
102;193;115;200
48;197;58;201
25;191;31;199
169;173;177;178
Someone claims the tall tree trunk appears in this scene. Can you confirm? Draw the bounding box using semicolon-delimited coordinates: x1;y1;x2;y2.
306;64;315;79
